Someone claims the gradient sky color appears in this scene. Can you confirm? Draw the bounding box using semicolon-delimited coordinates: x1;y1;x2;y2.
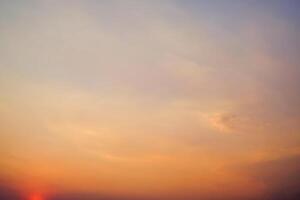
0;1;300;200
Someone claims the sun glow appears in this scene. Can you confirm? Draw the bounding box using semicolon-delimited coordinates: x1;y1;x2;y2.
29;193;44;200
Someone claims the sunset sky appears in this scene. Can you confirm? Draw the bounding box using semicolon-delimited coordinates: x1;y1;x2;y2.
0;1;300;200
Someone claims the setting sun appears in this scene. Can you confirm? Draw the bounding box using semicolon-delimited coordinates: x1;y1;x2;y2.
29;194;43;200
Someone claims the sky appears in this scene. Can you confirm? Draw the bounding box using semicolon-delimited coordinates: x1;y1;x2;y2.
0;1;300;200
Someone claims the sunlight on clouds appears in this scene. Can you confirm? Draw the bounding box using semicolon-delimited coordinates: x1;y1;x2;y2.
0;1;300;200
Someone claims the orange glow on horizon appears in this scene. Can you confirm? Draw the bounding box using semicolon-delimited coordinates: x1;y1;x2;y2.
29;193;44;200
